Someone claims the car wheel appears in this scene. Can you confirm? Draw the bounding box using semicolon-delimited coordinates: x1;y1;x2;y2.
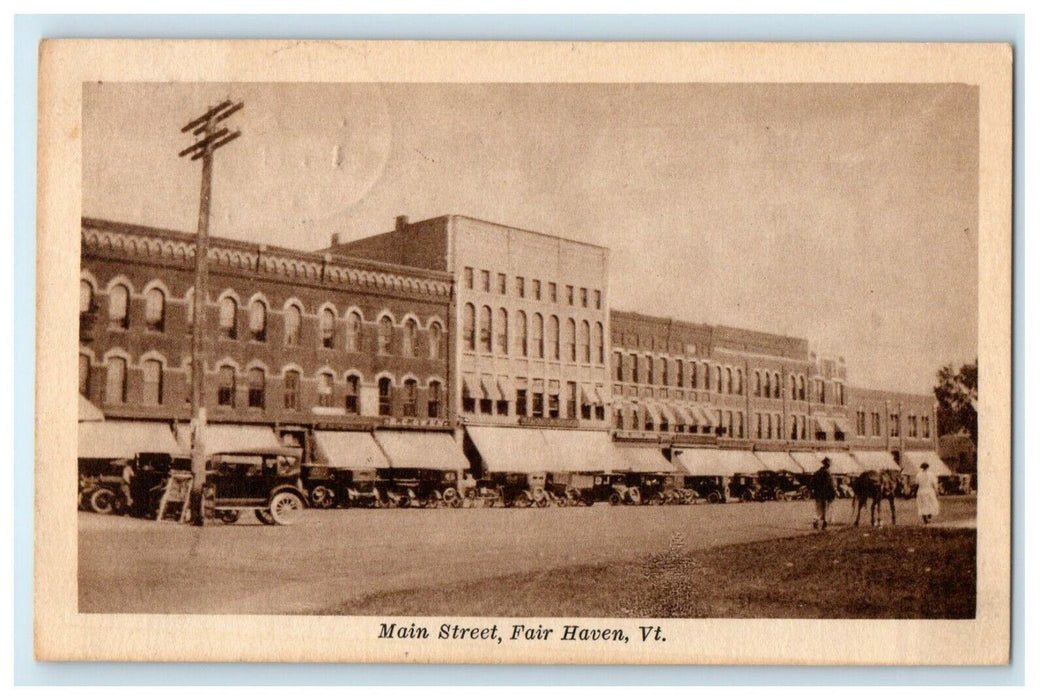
89;488;116;515
218;509;240;524
269;491;305;525
514;492;532;508
309;485;334;509
608;492;622;506
254;509;276;525
707;490;724;505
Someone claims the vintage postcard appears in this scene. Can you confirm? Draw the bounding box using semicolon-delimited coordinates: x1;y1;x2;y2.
35;40;1012;664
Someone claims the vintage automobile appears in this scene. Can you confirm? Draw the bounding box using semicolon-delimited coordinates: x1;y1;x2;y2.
728;474;759;502
683;474;728;504
78;451;187;517
376;468;464;508
475;471;549;507
302;466;384;508
202;448;307;525
753;470;810;501
937;473;973;496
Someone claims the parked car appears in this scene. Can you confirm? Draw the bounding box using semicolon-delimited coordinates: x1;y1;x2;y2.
684;475;728;504
202;448;307;525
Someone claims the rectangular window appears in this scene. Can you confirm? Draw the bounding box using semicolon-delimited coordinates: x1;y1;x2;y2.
479;398;493;415
549;282;557;303
614;352;623;381
515;389;527;417
516;276;525;298
548;391;559;419
284;372;300;410
496;400;509;416
142;360;163;406
497;273;506;295
594;290;602;309
580;288;588;307
595;404;605;421
922;416;931;438
908;415;918;438
630;354;639;383
565;382;577;419
463;267;474;289
462;394;476;414
481;269;490;292
318;373;334;408
105;358;126;404
533;279;541;300
872;412;881;436
531;391;543;418
345;377;359;414
378;381;392;416
566;285;574;305
581;402;592;420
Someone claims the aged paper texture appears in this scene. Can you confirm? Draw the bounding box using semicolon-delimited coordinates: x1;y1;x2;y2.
37;40;1011;664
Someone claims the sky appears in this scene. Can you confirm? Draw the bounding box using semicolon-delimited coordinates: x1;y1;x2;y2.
82;82;978;395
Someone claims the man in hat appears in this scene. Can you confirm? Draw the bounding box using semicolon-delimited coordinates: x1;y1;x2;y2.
810;456;836;530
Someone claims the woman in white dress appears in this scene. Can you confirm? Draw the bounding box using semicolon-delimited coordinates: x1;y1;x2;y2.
916;462;940;524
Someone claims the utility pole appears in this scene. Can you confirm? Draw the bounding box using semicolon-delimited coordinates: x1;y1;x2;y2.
179;99;243;525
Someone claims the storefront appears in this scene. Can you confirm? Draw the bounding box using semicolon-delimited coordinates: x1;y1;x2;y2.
174;423;284;456
78;420;185;461
900;450;952;479
754;451;803;473
853;451;901;473
373;430;470;474
313;430;389;470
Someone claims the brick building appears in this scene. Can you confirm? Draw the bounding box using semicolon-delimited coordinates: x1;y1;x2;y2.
78;218;466;474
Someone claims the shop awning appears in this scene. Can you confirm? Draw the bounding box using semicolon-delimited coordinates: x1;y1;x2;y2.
480;375;497;399
695;407;715;426
664;404;686;425
497;376;513;401
593;385;607;404
79;420;185;460
674;448;737;477
461;374;481;397
853;451;900;472
789;451;823;473
755;451;803;473
613;444;673;473
900;450;952;478
373;431;469;472
579;384;594;404
466;426;557;473
176;423;284;456
644;402;663;424
78;395;104;422
542;429;621;473
822;451;864;476
812;415;833;434
313;431;389;470
679;406;700;426
832;416;853;436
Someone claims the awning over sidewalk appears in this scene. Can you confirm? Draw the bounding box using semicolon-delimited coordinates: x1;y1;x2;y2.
900;450;952;478
373;431;469;473
79;420;185;460
613;444;673;473
313;431;388;470
675;448;761;477
542;429;621;473
822;451;863;476
788;451;823;473
175;423;284;456
754;451;803;473
832;416;853;436
812;416;833;434
853;451;900;473
465;426;557;473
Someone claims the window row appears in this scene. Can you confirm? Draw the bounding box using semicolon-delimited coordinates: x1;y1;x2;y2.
81;353;443;419
81;279;444;358
460;379;606;421
613;353;748;396
462;306;605;364
854;410;931;439
462;267;602;309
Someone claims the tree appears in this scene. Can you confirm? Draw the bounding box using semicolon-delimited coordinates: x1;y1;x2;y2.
934;359;978;446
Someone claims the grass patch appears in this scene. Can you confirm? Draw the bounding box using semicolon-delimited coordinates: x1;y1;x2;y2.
334;526;975;619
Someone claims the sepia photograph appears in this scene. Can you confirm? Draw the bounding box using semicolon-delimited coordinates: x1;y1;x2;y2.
35;40;1013;664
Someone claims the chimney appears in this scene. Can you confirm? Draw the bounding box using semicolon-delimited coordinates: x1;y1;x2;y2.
330;232;340;247
395;215;409;232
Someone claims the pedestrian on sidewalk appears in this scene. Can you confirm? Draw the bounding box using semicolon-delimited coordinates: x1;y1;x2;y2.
916;462;940;524
810;457;836;530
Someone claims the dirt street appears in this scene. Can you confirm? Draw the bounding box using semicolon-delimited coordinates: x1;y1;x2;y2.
79;496;976;614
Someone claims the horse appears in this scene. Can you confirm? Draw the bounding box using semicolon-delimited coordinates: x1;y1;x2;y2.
851;470;898;527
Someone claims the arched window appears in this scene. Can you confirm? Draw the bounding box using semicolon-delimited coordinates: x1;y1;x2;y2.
218;365;236;407
144;288;165;332
218;297;238;339
105;356;126;404
790;374;797;400
479;307;492;353
402;379;418;417
763;371;771;398
428;322;443;359
773;372;781;398
248;368;265;409
515;311;528;357
345;374;360;414
549;315;560;361
283;370;301;410
78;353;91;396
580;321;591;363
283;305;302;346
346;312;362;352
319;308;335;348
249;300;267;342
404;317;420;356
377;316;393;355
142;359;163;405
378;377;392;416
80;280;94;315
108;284;129;330
495;309;508;355
675;359;684;387
798;375;806;401
427;380;442;418
462;303;476;352
317;372;335;408
595;322;605;364
566;319;576;361
531;313;544;358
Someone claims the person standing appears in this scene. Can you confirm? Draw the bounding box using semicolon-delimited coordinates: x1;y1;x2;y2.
916;462;940;524
810;457;836;530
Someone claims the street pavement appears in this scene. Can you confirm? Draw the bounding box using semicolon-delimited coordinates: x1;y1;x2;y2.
79;496;976;614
